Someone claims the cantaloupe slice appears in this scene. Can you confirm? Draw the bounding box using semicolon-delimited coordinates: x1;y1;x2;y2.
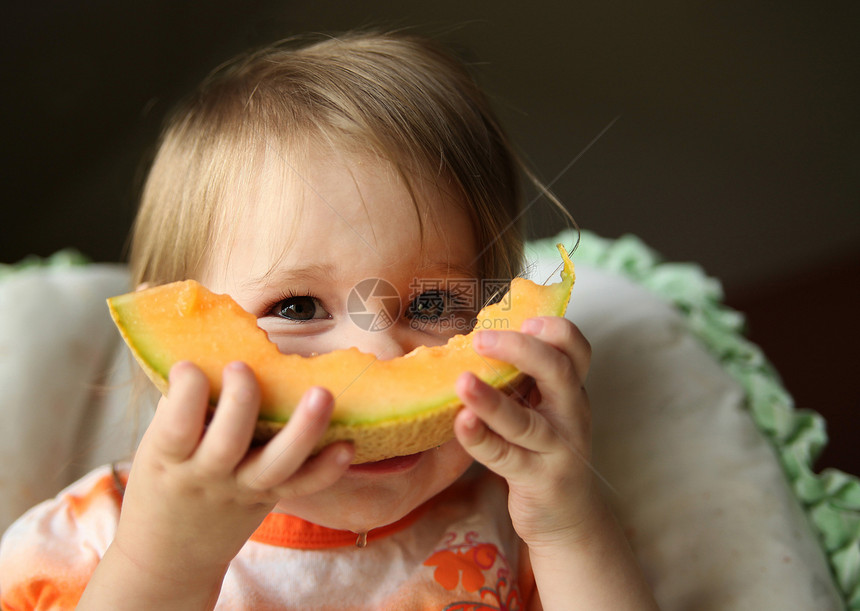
108;244;574;463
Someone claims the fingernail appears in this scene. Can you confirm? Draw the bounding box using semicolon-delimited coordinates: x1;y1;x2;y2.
460;408;480;431
475;331;498;348
169;360;193;381
520;318;544;335
459;372;484;398
306;387;329;412
462;372;476;394
337;446;354;466
226;361;248;372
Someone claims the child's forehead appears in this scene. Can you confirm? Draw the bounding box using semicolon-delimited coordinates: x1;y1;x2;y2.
203;140;478;285
222;142;419;234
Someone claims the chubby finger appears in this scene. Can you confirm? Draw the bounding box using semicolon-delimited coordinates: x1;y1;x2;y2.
239;387;340;490
147;361;209;461
472;320;589;409
195;362;260;474
520;317;591;381
454;402;536;478
456;372;555;454
269;441;354;500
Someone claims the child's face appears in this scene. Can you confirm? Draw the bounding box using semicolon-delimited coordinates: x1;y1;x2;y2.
200;144;479;532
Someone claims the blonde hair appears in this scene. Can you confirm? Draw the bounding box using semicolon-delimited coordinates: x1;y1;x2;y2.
130;31;530;287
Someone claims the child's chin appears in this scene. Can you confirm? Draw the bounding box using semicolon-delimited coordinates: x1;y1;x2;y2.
274;441;472;532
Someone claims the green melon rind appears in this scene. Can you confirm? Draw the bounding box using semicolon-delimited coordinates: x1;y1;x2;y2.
109;285;556;427
108;298;173;390
108;296;523;428
256;363;522;427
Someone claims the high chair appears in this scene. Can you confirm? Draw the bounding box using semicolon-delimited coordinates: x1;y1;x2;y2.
1;230;856;610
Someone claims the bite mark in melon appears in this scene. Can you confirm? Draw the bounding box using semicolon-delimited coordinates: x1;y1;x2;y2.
108;244;575;463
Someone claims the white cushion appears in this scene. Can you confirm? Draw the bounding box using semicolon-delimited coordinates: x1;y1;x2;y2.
0;261;130;531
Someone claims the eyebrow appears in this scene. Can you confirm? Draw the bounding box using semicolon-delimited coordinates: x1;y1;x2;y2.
241;259;477;292
242;262;337;290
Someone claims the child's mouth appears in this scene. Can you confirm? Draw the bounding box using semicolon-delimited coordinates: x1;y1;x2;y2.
347;451;423;474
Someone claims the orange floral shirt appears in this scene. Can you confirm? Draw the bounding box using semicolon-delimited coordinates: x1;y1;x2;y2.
0;465;534;610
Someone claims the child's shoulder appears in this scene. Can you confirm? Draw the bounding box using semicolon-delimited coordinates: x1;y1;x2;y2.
1;464;125;547
0;464;124;609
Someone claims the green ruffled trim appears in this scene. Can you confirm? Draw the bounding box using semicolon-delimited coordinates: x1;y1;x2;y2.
527;229;860;609
0;249;90;281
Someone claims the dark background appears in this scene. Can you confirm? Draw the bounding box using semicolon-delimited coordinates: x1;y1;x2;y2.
2;2;858;473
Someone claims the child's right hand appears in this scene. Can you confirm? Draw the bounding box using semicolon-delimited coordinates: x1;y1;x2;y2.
78;360;353;610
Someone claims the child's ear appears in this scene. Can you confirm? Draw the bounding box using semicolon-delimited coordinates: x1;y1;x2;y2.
135;282;151;292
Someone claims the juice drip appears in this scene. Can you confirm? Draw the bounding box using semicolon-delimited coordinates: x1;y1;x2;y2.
355;531;368;548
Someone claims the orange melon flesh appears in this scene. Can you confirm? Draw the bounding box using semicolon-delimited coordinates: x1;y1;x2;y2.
108;244;575;463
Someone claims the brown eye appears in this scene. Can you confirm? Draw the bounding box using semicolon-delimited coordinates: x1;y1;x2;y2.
407;290;449;321
406;290;472;322
276;296;328;321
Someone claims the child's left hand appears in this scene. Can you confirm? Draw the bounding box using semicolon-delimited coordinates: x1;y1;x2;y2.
455;317;660;610
454;316;595;551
